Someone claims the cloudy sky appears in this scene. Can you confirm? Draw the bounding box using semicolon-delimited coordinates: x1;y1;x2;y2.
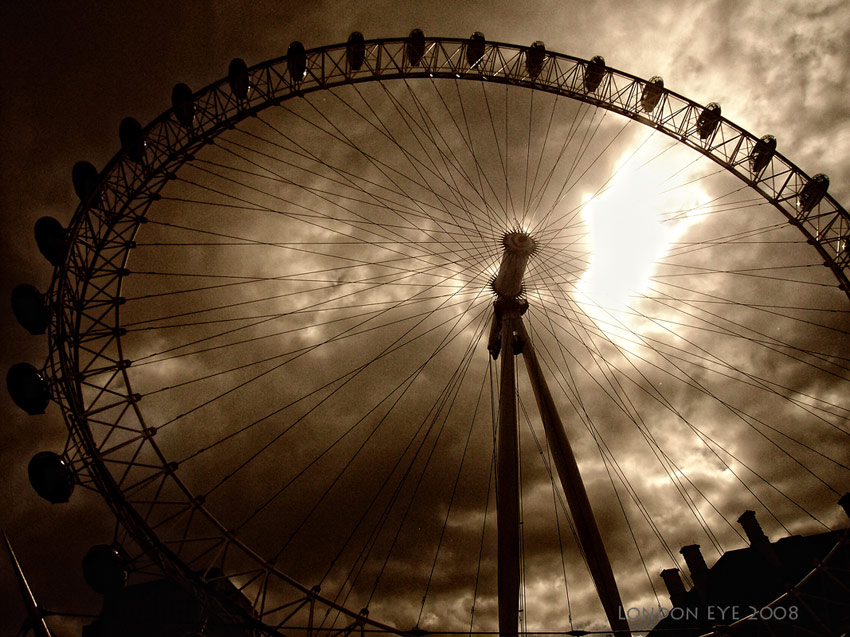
2;1;850;636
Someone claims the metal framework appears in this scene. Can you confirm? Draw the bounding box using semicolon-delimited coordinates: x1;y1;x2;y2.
38;35;850;636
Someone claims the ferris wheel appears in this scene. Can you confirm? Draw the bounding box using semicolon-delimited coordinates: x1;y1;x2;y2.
8;31;850;636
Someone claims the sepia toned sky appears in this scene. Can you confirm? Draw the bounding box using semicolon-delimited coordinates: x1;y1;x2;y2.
2;1;849;635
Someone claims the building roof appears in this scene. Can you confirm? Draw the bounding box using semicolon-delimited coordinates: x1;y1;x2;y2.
649;521;850;636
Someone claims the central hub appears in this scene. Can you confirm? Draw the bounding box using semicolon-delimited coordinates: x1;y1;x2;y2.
491;231;537;299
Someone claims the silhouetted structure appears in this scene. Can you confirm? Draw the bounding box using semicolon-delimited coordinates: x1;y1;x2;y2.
3;532;52;637
650;498;850;636
82;569;256;637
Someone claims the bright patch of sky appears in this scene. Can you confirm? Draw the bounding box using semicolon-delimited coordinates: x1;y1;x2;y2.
576;151;707;314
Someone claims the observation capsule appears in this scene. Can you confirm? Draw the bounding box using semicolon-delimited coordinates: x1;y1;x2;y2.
171;82;194;128
7;363;49;415
34;216;66;266
119;117;145;163
11;284;50;335
641;76;664;113
584;55;606;93
749;134;776;175
228;58;250;100
525;41;546;80
347;31;366;71
696;102;721;140
72;161;99;203
799;173;829;213
466;32;486;70
28;451;75;503
287;41;307;83
82;544;127;595
406;29;426;67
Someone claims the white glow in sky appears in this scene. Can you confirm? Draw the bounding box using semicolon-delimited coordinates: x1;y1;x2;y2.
576;151;707;314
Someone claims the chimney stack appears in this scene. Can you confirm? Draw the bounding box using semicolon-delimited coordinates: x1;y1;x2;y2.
679;544;708;593
737;510;769;547
738;509;785;581
660;568;688;608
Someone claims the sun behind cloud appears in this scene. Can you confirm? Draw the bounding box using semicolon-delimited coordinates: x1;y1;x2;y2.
576;149;707;315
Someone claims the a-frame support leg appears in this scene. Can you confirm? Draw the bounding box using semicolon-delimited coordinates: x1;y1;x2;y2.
516;320;630;636
496;306;522;637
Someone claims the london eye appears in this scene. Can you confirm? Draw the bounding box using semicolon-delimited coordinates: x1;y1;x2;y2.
8;32;850;636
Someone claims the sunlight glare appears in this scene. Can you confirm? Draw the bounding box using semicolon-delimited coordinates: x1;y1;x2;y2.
576;151;707;317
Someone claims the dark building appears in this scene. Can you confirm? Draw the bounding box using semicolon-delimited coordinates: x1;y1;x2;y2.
82;569;257;637
650;496;850;636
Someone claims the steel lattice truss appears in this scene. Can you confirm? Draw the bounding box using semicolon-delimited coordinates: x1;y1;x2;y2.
41;36;850;636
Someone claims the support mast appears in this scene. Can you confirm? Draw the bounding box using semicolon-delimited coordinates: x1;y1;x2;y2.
517;321;630;635
489;231;630;636
491;232;536;637
495;301;522;637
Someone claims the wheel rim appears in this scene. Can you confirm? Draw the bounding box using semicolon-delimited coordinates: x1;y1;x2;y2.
44;36;850;635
